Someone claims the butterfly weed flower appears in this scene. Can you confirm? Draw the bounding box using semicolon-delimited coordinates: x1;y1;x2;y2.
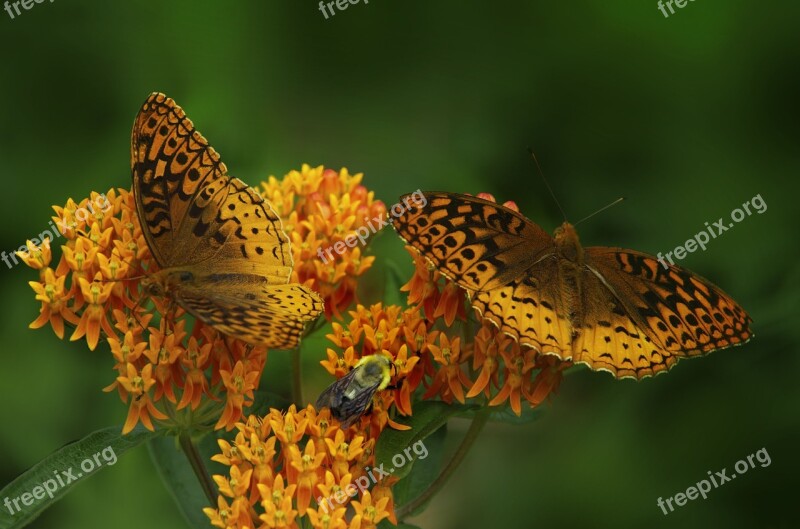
320;302;432;429
205;405;395;529
25;262;79;339
260;164;383;319
422;334;472;404
21;186;295;433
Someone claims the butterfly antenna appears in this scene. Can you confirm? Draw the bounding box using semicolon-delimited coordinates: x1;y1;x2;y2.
528;148;568;222
573;197;626;227
127;292;153;334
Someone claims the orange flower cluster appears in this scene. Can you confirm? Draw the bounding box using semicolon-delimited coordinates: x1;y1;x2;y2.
322;303;436;430
260;164;386;319
205;304;436;529
19;166;384;434
321;297;566;421
18;188;269;433
204;406;395;529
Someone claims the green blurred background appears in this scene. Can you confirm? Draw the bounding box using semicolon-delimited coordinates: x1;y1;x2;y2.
1;1;798;528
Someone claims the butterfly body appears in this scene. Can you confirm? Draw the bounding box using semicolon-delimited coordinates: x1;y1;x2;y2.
131;92;323;348
394;192;752;380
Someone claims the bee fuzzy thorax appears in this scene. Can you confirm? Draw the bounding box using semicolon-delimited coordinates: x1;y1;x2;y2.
353;354;393;391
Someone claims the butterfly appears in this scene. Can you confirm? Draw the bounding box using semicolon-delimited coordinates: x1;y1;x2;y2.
393;192;752;380
130;92;323;349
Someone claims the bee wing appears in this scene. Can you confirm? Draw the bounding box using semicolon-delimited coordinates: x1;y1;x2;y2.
315;371;355;410
336;385;381;428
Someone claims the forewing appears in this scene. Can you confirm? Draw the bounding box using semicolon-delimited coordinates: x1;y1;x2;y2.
393;192;555;291
131;92;291;283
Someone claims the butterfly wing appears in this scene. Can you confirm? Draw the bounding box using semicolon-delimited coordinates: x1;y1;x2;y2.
131;93;292;284
394;192;555;291
470;255;574;359
575;248;753;379
175;283;323;349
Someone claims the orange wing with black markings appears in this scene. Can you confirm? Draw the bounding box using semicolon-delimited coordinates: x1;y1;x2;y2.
131;93;322;349
394;191;752;380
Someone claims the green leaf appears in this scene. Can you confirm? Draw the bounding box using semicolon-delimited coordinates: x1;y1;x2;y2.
382;260;408;308
0;426;158;529
390;423;447;515
457;403;547;424
246;390;293;417
489;404;546;424
379;521;423;529
148;433;220;529
375;401;474;480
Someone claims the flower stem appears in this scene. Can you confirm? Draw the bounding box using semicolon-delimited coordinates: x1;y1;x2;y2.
178;431;217;505
396;405;491;519
291;346;303;405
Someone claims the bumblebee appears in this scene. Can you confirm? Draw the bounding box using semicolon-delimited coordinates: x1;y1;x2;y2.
315;354;394;427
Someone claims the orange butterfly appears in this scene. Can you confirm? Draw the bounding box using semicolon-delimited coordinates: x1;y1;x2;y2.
394;192;752;379
131;93;323;348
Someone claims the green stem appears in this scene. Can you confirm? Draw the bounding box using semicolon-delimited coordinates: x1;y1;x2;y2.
396;406;491;519
178;431;217;505
291;346;303;405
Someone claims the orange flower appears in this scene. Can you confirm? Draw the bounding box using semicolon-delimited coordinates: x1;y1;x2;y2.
176;336;212;411
324;430;365;480
466;322;504;399
216;360;260;430
202;496;251;529
306;504;347;529
350;491;391;529
27;267;78;339
70;276;115;350
288;440;326;515
424;334;472;404
117;363;168;434
258;471;294;503
108;330;147;366
270;405;310;447
432;281;468;326
400;248;441;320
16;238;52;270
213;464;253;499
260;164;384;318
525;355;569;407
489;345;537;415
315;470;355;513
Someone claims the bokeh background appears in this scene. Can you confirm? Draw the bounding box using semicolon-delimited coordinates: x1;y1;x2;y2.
1;2;798;528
